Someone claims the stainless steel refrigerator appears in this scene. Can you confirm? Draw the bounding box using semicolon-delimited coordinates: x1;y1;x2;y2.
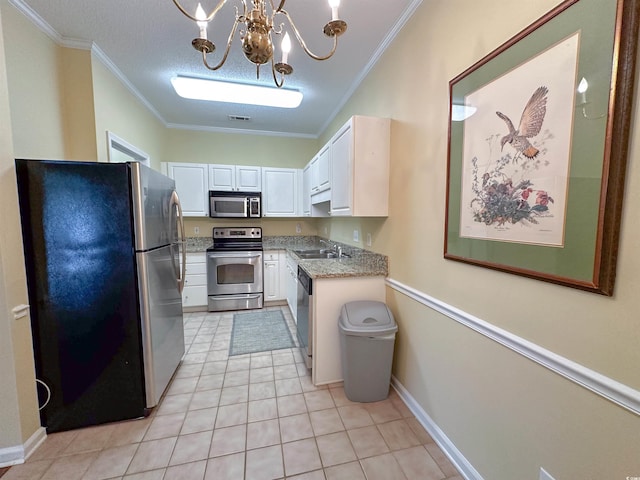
16;159;186;432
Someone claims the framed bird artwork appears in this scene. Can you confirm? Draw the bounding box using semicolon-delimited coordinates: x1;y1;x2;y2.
444;0;639;296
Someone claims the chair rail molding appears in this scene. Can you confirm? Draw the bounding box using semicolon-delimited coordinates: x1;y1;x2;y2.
386;277;640;417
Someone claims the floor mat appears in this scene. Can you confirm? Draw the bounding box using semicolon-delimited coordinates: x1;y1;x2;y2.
229;310;296;356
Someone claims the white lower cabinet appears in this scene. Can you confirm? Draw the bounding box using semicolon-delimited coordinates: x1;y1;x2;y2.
182;252;207;309
285;254;298;322
312;276;386;386
264;251;286;302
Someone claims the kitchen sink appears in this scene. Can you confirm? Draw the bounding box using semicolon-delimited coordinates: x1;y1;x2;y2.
293;249;338;259
292;249;351;259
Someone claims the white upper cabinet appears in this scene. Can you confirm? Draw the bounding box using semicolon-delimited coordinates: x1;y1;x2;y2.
330;116;390;217
262;167;299;217
166;162;209;217
310;143;331;195
208;164;261;192
302;163;311;217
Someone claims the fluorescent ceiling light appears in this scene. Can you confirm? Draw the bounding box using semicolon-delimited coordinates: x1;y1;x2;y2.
171;76;303;108
451;104;477;121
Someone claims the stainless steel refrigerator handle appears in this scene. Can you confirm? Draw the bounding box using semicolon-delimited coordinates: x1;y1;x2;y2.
172;190;187;293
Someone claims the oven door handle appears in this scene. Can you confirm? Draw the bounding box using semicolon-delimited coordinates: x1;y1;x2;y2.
210;293;263;300
207;252;263;259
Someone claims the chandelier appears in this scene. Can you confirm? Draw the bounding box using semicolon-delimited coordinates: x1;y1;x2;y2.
171;0;347;88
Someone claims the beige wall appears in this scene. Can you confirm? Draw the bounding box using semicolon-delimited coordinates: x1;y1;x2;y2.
0;4;39;448
91;57;165;167
60;48;96;160
319;0;640;478
184;218;319;239
2;1;65;160
162;128;317;169
1;2;97;162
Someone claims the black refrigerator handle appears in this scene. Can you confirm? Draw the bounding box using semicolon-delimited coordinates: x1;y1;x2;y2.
171;190;187;293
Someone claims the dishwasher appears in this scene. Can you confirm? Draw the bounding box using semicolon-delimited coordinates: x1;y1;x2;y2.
296;267;313;369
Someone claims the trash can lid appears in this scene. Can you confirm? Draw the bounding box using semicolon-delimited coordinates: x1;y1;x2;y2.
339;301;397;336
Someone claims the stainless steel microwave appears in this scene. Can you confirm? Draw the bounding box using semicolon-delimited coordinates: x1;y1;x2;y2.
209;191;261;218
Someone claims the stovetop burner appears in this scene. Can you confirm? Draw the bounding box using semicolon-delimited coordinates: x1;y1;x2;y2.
207;226;263;252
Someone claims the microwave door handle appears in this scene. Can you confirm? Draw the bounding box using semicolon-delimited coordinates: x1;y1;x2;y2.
243;197;249;217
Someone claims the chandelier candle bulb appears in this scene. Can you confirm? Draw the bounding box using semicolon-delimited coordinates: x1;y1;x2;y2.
195;3;208;39
328;0;340;21
281;33;291;65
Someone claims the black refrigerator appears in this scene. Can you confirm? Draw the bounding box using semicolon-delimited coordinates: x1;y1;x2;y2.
16;159;187;433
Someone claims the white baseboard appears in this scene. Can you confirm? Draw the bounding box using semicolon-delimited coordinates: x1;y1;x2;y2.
0;427;46;468
391;376;483;480
386;278;640;416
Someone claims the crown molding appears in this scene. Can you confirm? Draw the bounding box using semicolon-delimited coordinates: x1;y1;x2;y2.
318;0;424;137
166;122;317;139
89;44;166;125
7;0;60;43
7;0;167;127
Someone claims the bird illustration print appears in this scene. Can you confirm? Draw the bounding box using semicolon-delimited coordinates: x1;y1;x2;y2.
496;86;548;159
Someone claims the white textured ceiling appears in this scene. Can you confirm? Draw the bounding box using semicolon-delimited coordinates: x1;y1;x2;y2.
13;0;420;137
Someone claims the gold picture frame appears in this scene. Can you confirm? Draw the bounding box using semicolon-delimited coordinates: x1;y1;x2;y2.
444;0;639;295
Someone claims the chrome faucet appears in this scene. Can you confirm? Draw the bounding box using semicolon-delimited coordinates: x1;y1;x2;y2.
319;239;334;251
320;239;344;257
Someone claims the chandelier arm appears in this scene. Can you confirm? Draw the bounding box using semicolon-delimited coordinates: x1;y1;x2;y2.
172;0;228;22
236;0;248;23
201;18;242;71
271;59;285;88
280;10;338;61
271;20;284;35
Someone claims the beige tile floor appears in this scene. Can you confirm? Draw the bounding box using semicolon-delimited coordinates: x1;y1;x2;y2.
4;306;463;480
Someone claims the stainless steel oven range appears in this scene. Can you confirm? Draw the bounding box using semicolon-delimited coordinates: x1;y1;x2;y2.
206;227;263;312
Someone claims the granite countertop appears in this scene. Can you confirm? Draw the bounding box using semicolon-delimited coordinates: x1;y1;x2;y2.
264;236;388;280
184;237;212;253
184;235;388;279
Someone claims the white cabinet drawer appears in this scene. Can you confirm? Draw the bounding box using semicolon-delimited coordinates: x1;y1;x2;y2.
186;252;206;263
184;273;207;287
182;285;207;307
185;262;206;275
263;251;282;262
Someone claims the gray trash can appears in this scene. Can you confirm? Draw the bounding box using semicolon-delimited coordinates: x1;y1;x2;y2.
339;300;398;402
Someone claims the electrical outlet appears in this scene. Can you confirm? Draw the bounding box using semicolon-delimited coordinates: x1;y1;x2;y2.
366;233;372;247
539;468;556;480
353;229;360;242
296;223;302;234
194;226;200;235
324;226;328;235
